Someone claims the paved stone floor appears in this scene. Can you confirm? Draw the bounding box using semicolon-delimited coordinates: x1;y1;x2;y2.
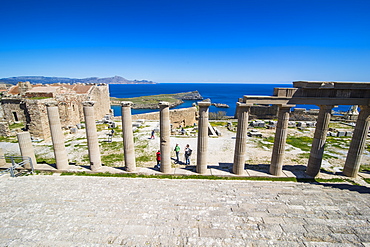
1;175;370;246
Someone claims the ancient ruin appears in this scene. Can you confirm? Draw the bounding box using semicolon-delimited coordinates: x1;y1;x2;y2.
0;81;110;139
10;81;370;179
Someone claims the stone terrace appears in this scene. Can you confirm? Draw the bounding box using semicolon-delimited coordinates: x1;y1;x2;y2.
1;175;370;246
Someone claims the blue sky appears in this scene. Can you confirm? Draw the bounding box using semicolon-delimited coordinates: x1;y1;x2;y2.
1;0;369;83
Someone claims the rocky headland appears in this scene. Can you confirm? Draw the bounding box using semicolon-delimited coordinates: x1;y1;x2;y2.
110;91;203;109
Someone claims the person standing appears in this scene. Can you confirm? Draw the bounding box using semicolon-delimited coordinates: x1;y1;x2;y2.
155;150;161;168
174;144;180;163
184;144;192;165
150;129;155;139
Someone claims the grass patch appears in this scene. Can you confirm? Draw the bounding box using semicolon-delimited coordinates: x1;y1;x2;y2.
101;141;122;151
359;164;370;172
0;136;18;143
210;121;227;127
101;153;124;166
364;178;370;184
9;122;24;130
286;136;312;152
36;157;56;164
136;155;152;163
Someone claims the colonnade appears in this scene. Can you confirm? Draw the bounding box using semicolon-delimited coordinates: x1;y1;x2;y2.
16;99;369;178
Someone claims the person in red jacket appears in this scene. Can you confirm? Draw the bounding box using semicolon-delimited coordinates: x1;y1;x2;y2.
155;150;161;168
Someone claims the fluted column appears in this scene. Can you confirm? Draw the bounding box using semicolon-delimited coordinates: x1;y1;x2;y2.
306;105;334;177
46;103;69;170
343;105;370;177
83;101;102;171
270;105;293;176
17;132;37;169
196;101;211;174
233;103;251;175
121;102;136;172
159;102;171;173
0;148;5;167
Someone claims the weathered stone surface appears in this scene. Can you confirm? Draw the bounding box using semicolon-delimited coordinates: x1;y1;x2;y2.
0;176;369;246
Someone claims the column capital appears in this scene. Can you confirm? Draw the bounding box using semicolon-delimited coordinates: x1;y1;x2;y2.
82;101;95;107
159;101;170;108
45;101;58;107
198;101;211;107
121;101;133;107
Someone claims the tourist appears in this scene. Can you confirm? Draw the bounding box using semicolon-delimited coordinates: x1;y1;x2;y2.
150;129;155;139
184;144;192;165
174;144;180;163
155;150;161;169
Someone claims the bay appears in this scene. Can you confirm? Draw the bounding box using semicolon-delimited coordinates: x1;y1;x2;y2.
109;83;351;116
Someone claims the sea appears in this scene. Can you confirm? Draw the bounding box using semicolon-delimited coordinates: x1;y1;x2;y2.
109;83;352;117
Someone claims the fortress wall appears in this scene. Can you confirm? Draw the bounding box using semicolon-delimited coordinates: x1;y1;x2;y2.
131;107;198;128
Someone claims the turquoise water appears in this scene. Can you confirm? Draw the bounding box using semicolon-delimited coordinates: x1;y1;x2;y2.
109;83;351;116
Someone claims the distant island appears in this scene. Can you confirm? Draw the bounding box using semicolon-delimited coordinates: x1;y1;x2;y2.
0;76;156;85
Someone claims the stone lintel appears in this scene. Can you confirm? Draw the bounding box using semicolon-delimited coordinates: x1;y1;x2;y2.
158;101;170;107
198;101;211;107
288;97;370;106
236;102;253;107
82;101;95;107
121;101;133;107
243;96;290;105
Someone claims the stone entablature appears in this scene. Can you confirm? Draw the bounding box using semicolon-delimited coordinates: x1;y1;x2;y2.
240;81;370;178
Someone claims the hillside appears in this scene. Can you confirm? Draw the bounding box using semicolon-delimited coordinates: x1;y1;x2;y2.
0;76;156;85
110;91;203;109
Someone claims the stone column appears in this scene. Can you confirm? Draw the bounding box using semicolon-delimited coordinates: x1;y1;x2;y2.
83;101;102;171
0;148;6;167
17;132;37;169
46;103;69;170
270;105;293;176
306;105;334;177
121;102;136;172
343;105;370;177
159;102;171;173
233;103;251;175
196;101;211;174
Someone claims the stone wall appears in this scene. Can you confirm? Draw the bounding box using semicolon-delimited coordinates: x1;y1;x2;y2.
1;99;28;124
0;84;111;139
131;107;198;128
0;122;10;136
25;99;50;139
89;84;111;120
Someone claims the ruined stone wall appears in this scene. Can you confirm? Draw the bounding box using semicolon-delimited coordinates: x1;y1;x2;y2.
88;84;111;120
0;103;4;120
54;93;82;127
0;122;10;136
25;99;50;139
0;99;28;124
131;107;198;128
